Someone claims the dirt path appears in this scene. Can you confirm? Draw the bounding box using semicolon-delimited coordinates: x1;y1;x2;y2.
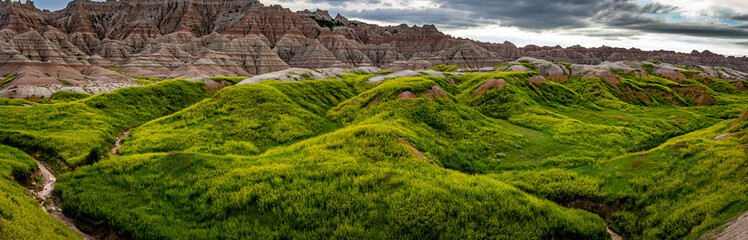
35;160;96;240
110;130;130;156
702;211;748;240
29;129;134;239
606;224;623;240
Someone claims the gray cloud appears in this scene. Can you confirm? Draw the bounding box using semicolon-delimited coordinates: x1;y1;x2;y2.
732;14;748;21
293;0;748;40
601;12;748;39
638;3;678;14
564;29;640;38
434;0;613;30
333;8;492;29
734;41;748;47
626;22;748;38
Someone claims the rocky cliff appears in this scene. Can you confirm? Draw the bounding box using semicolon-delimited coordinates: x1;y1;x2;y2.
0;0;747;98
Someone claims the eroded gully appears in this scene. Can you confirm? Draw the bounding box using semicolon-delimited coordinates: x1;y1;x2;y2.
30;129;131;240
35;128;625;240
34;160;95;240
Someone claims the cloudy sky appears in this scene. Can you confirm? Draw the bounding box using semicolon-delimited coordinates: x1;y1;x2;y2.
25;0;748;56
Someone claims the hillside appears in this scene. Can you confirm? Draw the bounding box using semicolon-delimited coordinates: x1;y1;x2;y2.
0;0;747;99
0;0;747;240
0;60;745;239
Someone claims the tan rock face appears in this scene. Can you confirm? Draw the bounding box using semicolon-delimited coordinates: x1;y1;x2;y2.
318;30;373;67
289;38;350;69
472;78;507;97
654;69;687;82
397;91;417;99
583;70;622;85
0;0;746;75
423;85;448;99
0;0;746;100
529;75;547;84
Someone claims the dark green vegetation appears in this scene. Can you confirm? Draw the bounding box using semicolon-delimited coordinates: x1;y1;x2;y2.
57;78;73;86
429;65;479;73
430;65;460;72
0;74;20;89
1;67;746;239
310;16;344;30
0;98;34;106
50;91;91;103
0;144;80;240
209;76;248;85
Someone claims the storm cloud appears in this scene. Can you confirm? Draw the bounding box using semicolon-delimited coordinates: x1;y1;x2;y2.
24;0;748;54
283;0;748;41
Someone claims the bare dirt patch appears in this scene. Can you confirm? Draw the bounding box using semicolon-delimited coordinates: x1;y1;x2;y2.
701;211;748;240
423;85;448;99
472;78;506;97
398;138;438;166
397;91;417;99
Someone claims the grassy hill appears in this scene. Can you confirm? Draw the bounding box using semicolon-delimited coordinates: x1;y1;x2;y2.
0;144;79;240
1;67;746;239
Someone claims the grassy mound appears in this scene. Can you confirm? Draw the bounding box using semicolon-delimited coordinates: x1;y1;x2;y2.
583;119;748;239
0;80;209;169
50;91;91;103
328;75;527;173
0;68;743;240
58;125;609;240
0;145;79;240
121;80;353;155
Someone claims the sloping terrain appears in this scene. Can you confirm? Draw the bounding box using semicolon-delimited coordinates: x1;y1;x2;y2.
0;144;79;240
0;80;209;170
0;0;747;99
0;62;744;239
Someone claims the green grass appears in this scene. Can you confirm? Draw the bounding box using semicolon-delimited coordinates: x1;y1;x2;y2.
59;127;608;240
0;80;209;170
209;76;247;85
107;64;120;71
642;64;655;75
583;120;748;239
57;78;73;86
494;62;538;72
50;91;90;102
677;69;703;78
0;69;745;240
555;62;573;72
0;74;20;88
0;144;80;240
121;80;354;155
0;98;34;106
430;65;460;72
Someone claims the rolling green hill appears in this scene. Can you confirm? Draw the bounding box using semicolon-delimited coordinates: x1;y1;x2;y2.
1;67;746;239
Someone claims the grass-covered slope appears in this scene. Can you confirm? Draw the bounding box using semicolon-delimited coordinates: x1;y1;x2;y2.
0;145;80;240
59;126;608;240
450;72;719;170
328;75;527;172
587;118;748;239
0;80;209;169
121;80;353;155
1;67;745;240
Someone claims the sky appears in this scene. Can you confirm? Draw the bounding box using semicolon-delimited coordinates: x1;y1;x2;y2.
22;0;748;56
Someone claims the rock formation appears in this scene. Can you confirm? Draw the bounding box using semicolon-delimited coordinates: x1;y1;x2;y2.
0;0;746;99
